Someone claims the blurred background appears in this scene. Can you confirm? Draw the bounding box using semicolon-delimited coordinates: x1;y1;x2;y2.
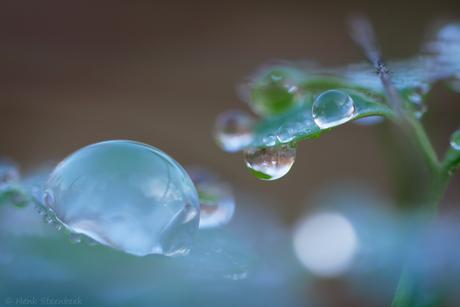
1;1;460;306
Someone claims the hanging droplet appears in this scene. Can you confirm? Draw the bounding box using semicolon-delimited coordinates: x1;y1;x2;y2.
69;233;82;244
213;110;256;152
35;205;45;215
312;90;355;129
185;166;235;229
277;125;295;143
248;66;303;118
43;140;200;257
50;221;61;231
0;158;20;191
243;145;296;181
263;134;276;147
450;130;460;150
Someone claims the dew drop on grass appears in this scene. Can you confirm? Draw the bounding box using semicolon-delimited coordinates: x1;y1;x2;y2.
69;233;81;244
243;145;296;181
185;166;235;229
312;90;355;129
50;221;61;231
277;125;295;143
248;66;303;118
263;134;276;147
450;130;460;150
42;214;52;224
213;110;256;152
42;140;200;257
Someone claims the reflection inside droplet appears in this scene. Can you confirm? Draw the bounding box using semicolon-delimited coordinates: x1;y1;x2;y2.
213;110;256;152
243;145;296;181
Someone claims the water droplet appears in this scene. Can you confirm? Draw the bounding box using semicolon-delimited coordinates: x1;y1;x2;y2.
312;90;355;129
263;134;276;147
185;166;235;229
213;110;256;152
243;145;296;181
276;125;295;143
248;66;303;118
35;205;45;215
450;130;460;150
50;221;61;231
43;140;200;257
86;238;97;246
10;192;29;208
42;214;52;224
0;158;20;191
288;142;297;149
69;233;81;244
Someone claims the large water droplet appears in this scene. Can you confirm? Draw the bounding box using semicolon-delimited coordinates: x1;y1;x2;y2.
276;125;295;143
0;158;20;191
312;90;355;129
243;145;296;181
213;110;255;152
185;166;235;229
450;130;460;150
248;66;303;118
42;140;200;257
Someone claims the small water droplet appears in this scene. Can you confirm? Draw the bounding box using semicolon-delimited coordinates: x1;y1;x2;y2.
288;142;297;149
35;205;45;215
0;158;20;191
185;166;235;229
50;221;61;231
312;90;355;129
450;130;460;150
213;110;256;152
263;134;276;147
86;238;97;246
69;233;81;243
248;66;303;118
243;145;296;181
42;214;52;224
277;125;295;143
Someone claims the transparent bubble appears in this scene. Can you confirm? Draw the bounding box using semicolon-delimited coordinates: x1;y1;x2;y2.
312;90;355;129
213;110;256;152
263;134;277;147
248;66;303;118
0;158;20;191
276;126;295;143
450;130;460;150
185;166;235;229
42;140;200;257
243;145;296;181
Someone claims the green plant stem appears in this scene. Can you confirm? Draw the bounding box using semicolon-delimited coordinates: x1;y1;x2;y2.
391;114;454;307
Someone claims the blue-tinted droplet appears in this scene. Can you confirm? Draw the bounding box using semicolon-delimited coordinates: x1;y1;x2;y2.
213;110;255;152
263;134;276;147
277;125;295;143
450;130;460;150
186;166;235;229
243;145;296;181
312;90;355;129
43;140;200;257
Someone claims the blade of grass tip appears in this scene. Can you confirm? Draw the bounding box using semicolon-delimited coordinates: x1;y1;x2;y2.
347;14;405;117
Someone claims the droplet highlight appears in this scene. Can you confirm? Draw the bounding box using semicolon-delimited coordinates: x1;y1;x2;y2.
213;110;256;152
312;90;355;129
263;134;276;147
243;145;296;181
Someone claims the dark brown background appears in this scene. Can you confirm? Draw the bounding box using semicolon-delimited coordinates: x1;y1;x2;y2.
0;0;459;225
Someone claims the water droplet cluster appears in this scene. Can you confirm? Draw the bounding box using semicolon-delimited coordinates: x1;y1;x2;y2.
185;166;235;229
42;140;200;257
